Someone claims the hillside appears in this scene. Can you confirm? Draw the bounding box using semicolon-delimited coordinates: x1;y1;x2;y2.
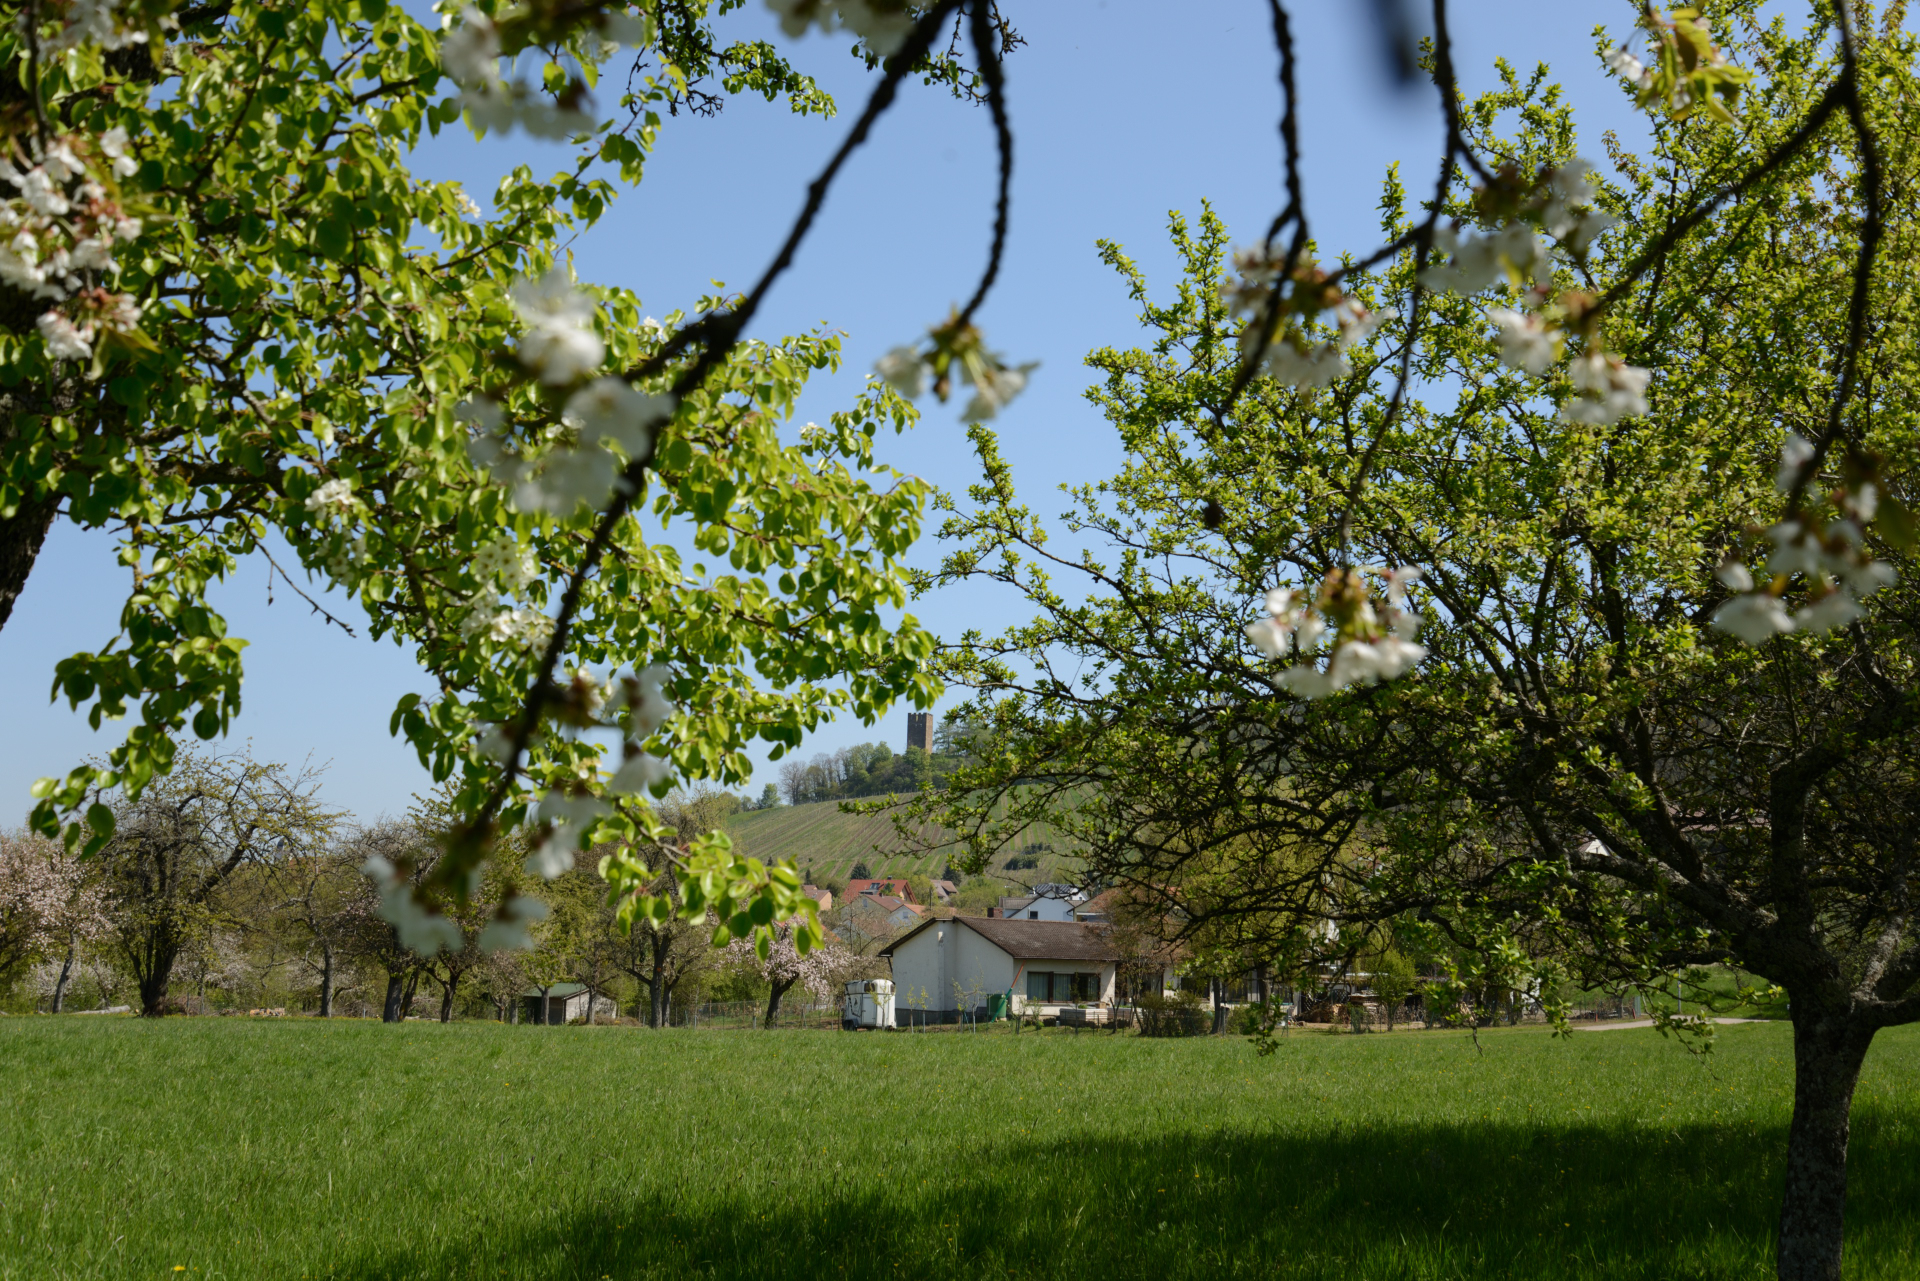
722;797;1083;886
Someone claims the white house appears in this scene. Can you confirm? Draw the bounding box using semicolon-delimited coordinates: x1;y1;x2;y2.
880;916;1121;1019
993;882;1085;922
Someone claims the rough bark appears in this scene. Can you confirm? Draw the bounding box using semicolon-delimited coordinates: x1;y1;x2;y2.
135;936;180;1017
1776;1009;1875;1281
50;941;75;1013
381;971;404;1023
764;976;797;1027
316;944;333;1018
0;490;57;632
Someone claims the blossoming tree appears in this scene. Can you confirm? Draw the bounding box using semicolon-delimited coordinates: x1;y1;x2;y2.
890;6;1917;1279
0;0;1033;969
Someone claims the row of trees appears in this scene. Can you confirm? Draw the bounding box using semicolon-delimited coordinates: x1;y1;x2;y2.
777;723;977;806
1;754;861;1025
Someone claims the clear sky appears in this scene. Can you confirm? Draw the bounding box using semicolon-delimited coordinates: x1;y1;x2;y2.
0;1;1659;824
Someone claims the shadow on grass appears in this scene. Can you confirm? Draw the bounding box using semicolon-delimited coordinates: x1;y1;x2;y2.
337;1115;1918;1281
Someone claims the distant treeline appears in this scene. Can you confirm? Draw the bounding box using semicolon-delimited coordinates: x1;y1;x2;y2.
776;724;973;806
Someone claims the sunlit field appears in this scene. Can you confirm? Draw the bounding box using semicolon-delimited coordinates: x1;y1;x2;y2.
2;1018;1914;1280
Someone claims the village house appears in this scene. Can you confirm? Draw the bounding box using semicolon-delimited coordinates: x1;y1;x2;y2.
880;916;1121;1021
802;883;834;912
991;882;1085;922
846;877;913;901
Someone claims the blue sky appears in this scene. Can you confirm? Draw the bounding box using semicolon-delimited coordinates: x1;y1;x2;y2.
0;1;1659;824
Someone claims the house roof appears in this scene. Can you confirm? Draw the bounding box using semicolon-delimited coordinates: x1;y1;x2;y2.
522;983;590;997
879;915;1122;962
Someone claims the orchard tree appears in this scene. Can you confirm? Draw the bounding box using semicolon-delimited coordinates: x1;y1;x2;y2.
3;0;1029;971
610;865;713;1025
0;827;106;1008
98;750;333;1015
898;5;1918;1278
721;917;848;1024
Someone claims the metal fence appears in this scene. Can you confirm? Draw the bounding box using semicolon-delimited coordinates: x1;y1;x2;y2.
659;998;844;1030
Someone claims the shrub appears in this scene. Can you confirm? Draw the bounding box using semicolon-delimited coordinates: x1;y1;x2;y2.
1136;990;1208;1038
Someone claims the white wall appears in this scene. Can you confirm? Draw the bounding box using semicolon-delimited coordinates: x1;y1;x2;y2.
889;921;1021;1012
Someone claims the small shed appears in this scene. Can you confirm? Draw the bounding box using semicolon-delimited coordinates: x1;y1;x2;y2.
518;984;615;1025
880;916;1121;1020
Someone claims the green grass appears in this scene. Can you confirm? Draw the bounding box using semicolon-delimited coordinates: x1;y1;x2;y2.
2;1019;1915;1280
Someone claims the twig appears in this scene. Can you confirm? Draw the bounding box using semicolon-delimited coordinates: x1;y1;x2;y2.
953;0;1013;332
258;543;356;635
450;1;971;867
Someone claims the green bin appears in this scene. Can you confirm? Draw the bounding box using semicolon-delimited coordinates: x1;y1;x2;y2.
988;993;1009;1021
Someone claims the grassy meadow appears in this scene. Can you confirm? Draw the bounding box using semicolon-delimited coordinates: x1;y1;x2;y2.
2;1018;1915;1280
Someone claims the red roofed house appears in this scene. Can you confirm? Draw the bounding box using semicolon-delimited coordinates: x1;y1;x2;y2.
847;878;913;902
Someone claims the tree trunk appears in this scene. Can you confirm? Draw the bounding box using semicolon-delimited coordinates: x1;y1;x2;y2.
381;971;405;1023
317;943;333;1018
137;944;179;1018
400;967;421;1018
765;977;796;1027
0;489;57;632
649;943;669;1028
50;940;76;1013
1776;1009;1875;1281
438;973;457;1023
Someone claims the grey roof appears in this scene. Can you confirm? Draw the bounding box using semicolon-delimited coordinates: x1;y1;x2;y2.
880;916;1121;962
521;983;589;997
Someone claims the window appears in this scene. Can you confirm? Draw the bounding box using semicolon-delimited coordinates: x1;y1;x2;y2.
1028;910;1039;919
1025;972;1098;1003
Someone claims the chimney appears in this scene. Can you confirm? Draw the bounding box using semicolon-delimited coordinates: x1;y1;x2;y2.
986;905;997;918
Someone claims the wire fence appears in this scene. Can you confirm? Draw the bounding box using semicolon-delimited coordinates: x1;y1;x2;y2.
660;998;844;1030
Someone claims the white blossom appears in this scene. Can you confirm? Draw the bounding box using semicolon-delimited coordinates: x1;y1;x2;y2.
98;126;137;179
1765;521;1825;579
1245;618;1292;658
874;345;925;398
525;792;610;879
1384;565;1423;609
456;395;505;435
1711;593;1795;646
477;895;549;952
1716;559;1755;593
961;362;1036;422
511;270;604;384
440;8;503;89
1604;45;1646;85
1776;432;1815;493
304;478;356;517
473;537;536;591
1487;308;1559;374
1563;352;1650;424
608;750;673;796
1257;337;1349;389
482;606;554;651
362;855;465;957
1794;589;1863;634
511;442;621;515
564;377;674;456
36;309;92;360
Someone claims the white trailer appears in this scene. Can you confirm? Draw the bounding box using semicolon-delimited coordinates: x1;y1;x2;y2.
842;979;895;1030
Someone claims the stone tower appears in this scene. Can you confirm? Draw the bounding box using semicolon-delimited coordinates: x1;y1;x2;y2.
906;711;932;753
